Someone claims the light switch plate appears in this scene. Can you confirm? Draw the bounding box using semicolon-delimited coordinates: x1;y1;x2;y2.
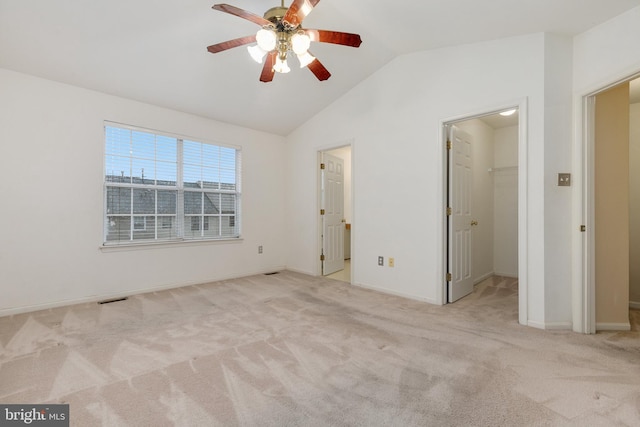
558;173;571;186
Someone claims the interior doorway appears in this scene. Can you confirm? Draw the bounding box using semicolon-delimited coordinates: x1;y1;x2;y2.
444;109;520;305
318;145;352;283
583;75;640;332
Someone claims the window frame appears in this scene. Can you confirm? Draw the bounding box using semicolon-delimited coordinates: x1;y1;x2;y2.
103;122;241;246
133;216;147;231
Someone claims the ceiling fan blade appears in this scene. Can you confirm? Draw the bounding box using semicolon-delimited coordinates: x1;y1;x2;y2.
304;29;362;48
212;4;271;26
207;35;257;54
282;0;321;28
307;56;331;81
260;51;277;82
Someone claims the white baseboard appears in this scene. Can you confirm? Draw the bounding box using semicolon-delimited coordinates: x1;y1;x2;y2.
494;271;518;279
527;320;545;330
351;282;441;306
527;320;572;330
474;271;494;285
543;322;573;330
0;266;287;318
596;322;631;331
630;301;640;310
284;266;316;276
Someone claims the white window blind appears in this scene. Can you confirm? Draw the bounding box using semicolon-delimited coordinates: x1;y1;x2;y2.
104;123;241;245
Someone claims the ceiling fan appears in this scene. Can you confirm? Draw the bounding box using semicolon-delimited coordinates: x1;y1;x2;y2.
206;0;362;82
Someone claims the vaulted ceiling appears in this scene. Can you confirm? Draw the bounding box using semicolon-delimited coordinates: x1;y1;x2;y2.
1;0;639;135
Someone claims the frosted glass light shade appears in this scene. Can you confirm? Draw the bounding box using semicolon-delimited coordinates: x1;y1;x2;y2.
256;29;277;51
247;45;267;63
291;33;311;55
273;57;290;73
297;51;316;68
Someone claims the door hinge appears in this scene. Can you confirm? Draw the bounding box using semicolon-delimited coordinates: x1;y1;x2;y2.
320;209;325;215
446;273;452;282
580;225;586;232
320;163;325;170
320;254;325;261
446;140;452;150
446;207;452;216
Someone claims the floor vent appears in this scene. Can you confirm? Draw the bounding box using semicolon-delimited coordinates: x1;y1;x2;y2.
98;297;128;305
264;272;280;276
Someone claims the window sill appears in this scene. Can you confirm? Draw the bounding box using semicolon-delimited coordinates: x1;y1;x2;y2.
100;237;243;252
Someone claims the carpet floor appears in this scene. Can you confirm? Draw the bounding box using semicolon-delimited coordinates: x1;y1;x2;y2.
1;272;639;426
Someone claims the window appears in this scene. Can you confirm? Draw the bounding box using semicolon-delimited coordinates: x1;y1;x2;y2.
104;124;240;245
133;216;147;231
190;216;209;232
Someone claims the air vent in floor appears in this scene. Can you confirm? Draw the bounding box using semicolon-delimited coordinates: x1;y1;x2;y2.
98;297;128;305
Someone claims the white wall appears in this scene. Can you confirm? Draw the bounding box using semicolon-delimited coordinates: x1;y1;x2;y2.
573;7;640;95
572;5;640;331
456;119;495;283
630;102;640;307
285;32;565;325
494;125;519;277
0;69;287;316
543;34;575;329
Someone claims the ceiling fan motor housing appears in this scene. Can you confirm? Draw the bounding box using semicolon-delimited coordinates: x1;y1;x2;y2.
264;6;289;26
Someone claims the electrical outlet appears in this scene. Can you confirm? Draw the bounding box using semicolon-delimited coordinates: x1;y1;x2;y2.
258;245;263;254
378;256;384;266
389;257;394;267
558;173;571;186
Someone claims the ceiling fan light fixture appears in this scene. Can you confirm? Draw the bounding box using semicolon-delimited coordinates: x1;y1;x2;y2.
207;2;361;82
256;28;277;51
273;56;291;74
297;51;316;68
291;32;311;55
247;45;267;63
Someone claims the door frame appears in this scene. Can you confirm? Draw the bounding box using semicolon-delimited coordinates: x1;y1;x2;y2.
316;140;354;282
440;98;529;326
576;70;640;334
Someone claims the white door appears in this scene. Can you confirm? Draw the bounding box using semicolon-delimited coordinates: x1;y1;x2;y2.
322;153;345;275
448;126;474;302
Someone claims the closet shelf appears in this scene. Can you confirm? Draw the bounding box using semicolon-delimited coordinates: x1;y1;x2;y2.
488;166;518;173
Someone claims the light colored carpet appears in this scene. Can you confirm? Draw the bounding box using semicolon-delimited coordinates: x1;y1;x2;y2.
1;272;639;426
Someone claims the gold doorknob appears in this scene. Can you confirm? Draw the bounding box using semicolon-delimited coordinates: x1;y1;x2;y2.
471;220;478;226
